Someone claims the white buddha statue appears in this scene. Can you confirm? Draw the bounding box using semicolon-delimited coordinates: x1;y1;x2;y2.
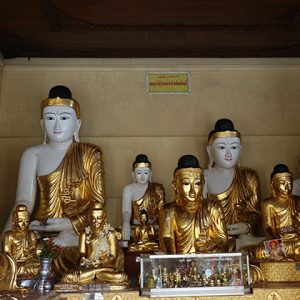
122;154;165;241
3;85;105;248
204;118;262;249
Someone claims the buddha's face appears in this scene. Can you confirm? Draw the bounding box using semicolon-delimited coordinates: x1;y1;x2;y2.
270;242;277;250
15;213;29;231
272;174;292;196
174;168;203;203
90;209;105;229
133;167;152;184
41;105;81;143
140;213;148;225
208;137;241;169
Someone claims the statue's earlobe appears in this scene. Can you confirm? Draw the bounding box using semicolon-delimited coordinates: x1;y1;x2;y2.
77;119;82;130
207;145;213;169
40;119;47;144
270;180;276;197
172;180;177;193
132;171;136;183
74;119;82;142
149;170;153;183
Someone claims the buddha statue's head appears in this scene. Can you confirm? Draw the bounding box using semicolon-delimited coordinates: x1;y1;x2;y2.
40;85;81;144
132;154;152;184
173;155;204;213
12;205;30;232
207;118;242;169
270;164;293;197
89;202;106;230
139;209;149;225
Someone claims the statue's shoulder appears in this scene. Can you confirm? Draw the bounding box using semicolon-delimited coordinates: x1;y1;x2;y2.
162;201;176;213
75;142;102;154
237;167;260;186
122;183;135;194
20;144;45;159
262;195;275;206
238;166;259;178
1;230;11;237
151;182;165;193
204;197;222;211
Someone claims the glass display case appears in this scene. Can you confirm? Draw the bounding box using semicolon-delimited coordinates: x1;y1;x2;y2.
138;252;250;297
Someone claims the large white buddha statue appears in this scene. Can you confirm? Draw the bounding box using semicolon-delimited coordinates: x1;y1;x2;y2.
3;85;105;248
122;154;165;241
204;118;262;248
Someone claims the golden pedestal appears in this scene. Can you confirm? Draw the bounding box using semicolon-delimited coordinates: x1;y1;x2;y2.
259;262;300;282
45;286;300;300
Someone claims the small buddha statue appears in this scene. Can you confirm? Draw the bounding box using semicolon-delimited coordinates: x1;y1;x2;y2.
128;209;160;252
159;155;228;254
61;203;128;286
3;85;105;249
247;164;300;261
2;205;39;279
204;118;262;247
122;154;165;241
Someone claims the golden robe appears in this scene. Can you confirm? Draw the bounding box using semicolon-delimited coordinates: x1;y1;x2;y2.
132;182;165;224
32;142;105;234
2;230;39;278
208;167;261;233
62;223;128;285
251;194;300;261
160;198;228;254
262;195;300;241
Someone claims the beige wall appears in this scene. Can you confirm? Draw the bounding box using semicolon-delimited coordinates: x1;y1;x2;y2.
0;57;300;231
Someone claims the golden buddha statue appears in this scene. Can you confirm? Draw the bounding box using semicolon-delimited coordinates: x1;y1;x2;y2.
159;155;228;254
249;164;300;261
1;205;39;279
122;154;165;241
204;118;262;248
61;203;128;286
3;85;105;249
128;209;160;252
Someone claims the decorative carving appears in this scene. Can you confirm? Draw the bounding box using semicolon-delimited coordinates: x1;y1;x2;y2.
0;1;300;59
41;0;300;33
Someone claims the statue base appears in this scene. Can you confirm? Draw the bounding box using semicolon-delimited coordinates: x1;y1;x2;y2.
259;261;300;282
54;282;129;293
38;284;300;300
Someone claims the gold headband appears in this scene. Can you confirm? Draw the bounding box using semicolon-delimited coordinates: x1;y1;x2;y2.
272;172;292;181
133;162;151;170
16;211;29;217
174;167;204;180
14;205;29;218
41;97;81;118
208;130;241;145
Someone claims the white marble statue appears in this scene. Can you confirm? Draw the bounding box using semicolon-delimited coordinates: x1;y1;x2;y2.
3;85;105;247
204;118;263;250
122;154;165;241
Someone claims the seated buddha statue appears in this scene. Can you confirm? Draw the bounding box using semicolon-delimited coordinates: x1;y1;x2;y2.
204;118;262;248
122;154;165;241
2;205;39;279
159;155;228;254
61;203;128;286
250;164;300;261
128;209;160;252
3;85;105;248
